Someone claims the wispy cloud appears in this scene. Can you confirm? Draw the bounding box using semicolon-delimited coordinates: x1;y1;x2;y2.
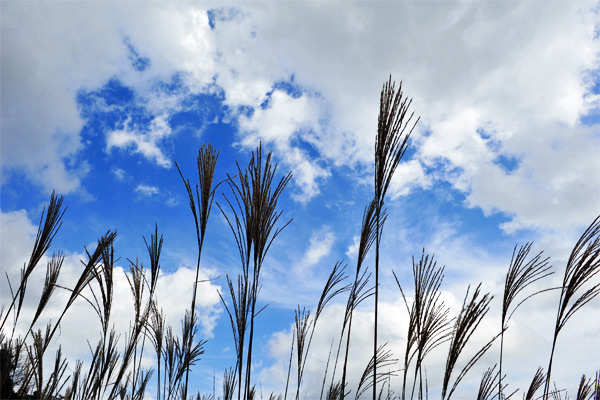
299;227;336;271
135;183;160;197
111;166;126;181
107;115;172;168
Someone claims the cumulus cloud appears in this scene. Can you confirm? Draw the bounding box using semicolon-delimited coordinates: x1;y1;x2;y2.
388;159;433;200
107;115;173;168
3;1;598;232
238;90;330;200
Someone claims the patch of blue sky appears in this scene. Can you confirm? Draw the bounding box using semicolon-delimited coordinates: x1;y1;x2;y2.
273;75;303;99
77;78;134;112
288;134;324;162
206;9;216;30
237;104;254;118
124;38;151;72
205;7;243;31
580;67;600;126
476;126;492;140
398;181;520;245
477;126;503;152
493;154;520;173
71;77;234;265
170;94;224;133
154;71;188;95
261;75;307;110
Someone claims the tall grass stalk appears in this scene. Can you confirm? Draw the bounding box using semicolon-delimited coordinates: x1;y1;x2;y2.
543;216;600;400
294;262;348;400
1;191;66;333
394;251;451;400
334;200;379;399
218;144;291;400
499;242;552;399
176;143;220;400
373;76;419;399
441;284;495;400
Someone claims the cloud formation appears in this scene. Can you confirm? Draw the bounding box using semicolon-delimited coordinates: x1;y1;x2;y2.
2;1;598;232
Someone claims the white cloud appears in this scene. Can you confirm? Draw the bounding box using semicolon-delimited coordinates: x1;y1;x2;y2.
135;184;160;197
388;159;433;200
238;90;330;200
345;235;360;261
107;115;173;168
3;1;598;231
302;228;336;268
111;167;126;181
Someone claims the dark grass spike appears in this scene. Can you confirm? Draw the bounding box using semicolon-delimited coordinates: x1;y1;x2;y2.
177;144;220;400
223;368;237;400
65;360;83;400
25;328;45;398
320;338;335;400
176;309;207;394
441;284;493;399
340;270;375;397
217;143;292;399
285;329;295;400
162;326;177;400
146;301;166;400
248;385;257;400
500;243;552;399
316;262;350;320
394;251;452;400
544;216;600;399
524;367;545;400
373;76;420;400
294;307;312;400
97;244;115;337
549;384;566;400
31;251;65;329
45;230;117;353
296;262;349;398
576;374;595;400
14;267;28;338
334;201;380;398
477;365;503;400
327;381;347;400
125;260;145;332
1;191;66;332
108;259;159;400
144;224;164;294
218;274;251;400
355;343;398;400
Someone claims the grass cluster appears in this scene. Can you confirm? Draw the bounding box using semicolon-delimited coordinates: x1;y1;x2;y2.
1;77;599;400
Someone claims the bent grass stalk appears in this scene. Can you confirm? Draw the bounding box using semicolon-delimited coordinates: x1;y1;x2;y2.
499;242;552;399
543;216;600;400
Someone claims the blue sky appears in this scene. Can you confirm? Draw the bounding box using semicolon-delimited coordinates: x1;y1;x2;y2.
1;2;599;398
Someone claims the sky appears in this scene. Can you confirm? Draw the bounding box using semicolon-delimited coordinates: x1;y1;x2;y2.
1;1;599;398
